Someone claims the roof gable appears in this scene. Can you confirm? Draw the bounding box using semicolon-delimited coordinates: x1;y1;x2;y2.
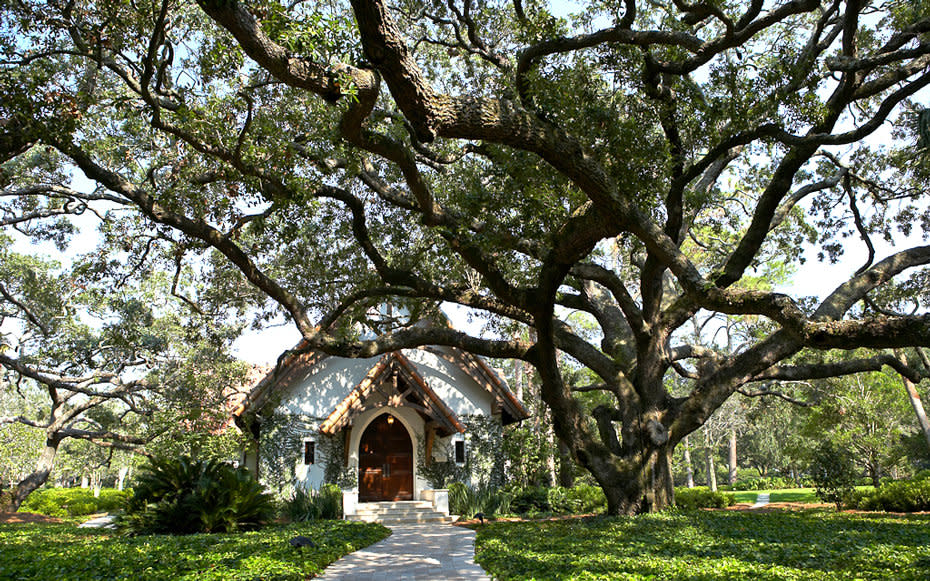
319;352;465;436
235;343;528;429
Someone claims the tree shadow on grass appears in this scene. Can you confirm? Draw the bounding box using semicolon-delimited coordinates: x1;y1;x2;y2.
474;511;930;580
0;521;388;581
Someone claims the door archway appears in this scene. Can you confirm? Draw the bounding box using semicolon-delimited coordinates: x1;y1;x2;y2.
358;413;414;501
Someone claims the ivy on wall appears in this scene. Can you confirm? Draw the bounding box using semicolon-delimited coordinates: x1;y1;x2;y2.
258;413;319;495
318;431;357;489
418;415;505;489
260;412;506;493
258;412;356;494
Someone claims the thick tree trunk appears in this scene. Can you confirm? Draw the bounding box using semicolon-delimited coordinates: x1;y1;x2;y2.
704;432;717;491
683;435;694;488
586;444;676;515
557;441;574;487
728;430;738;486
9;435;61;511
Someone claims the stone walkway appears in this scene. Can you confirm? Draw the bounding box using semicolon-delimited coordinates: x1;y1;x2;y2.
316;523;491;581
752;492;771;508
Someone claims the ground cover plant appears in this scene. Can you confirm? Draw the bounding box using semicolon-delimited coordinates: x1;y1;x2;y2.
17;487;130;517
0;520;389;580
474;511;930;580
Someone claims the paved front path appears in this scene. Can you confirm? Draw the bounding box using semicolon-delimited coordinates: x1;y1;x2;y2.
752;492;771;508
316;523;491;581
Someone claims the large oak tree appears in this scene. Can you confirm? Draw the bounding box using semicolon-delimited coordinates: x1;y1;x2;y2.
3;0;930;513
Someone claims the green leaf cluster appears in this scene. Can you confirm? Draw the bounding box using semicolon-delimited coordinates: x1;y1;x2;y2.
0;520;389;580
121;456;274;535
18;487;130;518
850;471;930;513
475;511;930;580
673;486;735;510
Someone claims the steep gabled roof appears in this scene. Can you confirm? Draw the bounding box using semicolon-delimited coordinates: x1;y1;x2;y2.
235;339;529;431
421;345;530;425
233;340;327;420
318;351;465;436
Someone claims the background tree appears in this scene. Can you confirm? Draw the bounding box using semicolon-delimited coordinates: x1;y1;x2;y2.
0;387;43;490
3;0;930;514
0;239;247;510
803;368;916;486
739;393;814;482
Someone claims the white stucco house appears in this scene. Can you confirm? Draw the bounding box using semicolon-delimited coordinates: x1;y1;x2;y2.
233;339;529;504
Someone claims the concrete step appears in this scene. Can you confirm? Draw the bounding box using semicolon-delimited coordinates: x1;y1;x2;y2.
354;506;442;515
346;513;456;524
356;501;433;510
347;500;454;524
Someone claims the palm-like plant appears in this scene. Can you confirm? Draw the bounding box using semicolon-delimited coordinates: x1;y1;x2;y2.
123;456;274;534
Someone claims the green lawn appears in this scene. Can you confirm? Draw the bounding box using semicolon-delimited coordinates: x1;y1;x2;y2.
731;488;819;504
475;510;930;580
731;487;876;505
0;520;389;580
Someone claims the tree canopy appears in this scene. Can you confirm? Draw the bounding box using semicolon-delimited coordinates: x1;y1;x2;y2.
2;0;930;513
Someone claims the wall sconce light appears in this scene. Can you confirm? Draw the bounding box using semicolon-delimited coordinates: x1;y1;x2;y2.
386;415;395;425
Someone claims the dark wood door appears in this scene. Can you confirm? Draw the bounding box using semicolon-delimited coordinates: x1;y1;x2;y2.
358;414;413;501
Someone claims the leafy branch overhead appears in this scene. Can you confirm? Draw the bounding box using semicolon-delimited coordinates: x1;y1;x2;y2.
2;0;930;513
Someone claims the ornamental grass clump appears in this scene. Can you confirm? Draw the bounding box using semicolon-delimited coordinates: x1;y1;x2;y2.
448;482;512;517
122;456;274;534
281;483;343;521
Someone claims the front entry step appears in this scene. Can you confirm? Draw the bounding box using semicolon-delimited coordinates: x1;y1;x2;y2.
346;501;455;524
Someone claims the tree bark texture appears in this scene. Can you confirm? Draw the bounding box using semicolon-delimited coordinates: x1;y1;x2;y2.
10;435;61;512
705;431;717;492
683;436;695;488
728;430;738;486
558;441;574;488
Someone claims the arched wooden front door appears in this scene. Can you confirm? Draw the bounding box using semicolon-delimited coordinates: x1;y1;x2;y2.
358;413;414;501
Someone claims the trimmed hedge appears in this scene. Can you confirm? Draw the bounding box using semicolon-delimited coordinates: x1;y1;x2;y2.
18;487;131;517
448;484;608;517
674;486;736;510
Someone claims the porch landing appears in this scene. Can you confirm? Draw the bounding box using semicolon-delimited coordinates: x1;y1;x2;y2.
345;501;456;525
